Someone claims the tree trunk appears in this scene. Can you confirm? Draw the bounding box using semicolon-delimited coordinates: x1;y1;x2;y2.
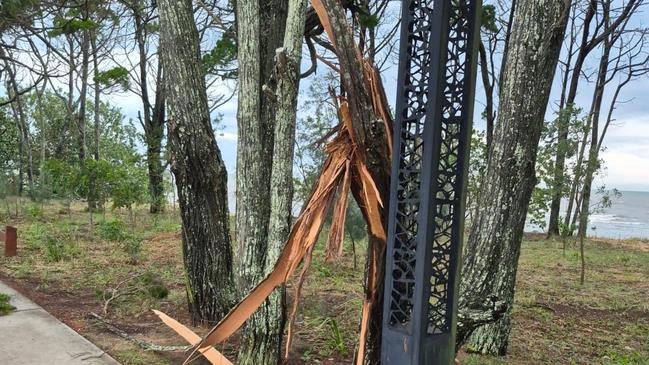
91;35;100;161
158;0;234;324
3;58;34;197
458;0;570;355
133;6;166;214
234;0;291;363
77;28;90;164
576;35;612;283
547;1;595;236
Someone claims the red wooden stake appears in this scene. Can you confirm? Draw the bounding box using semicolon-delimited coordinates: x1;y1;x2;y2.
4;226;17;257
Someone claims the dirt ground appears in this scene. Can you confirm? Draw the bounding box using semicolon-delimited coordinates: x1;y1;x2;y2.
1;199;647;364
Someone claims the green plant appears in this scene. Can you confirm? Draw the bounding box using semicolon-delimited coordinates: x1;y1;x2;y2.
25;204;43;218
0;293;16;315
44;237;81;262
328;318;347;355
98;219;126;241
139;272;169;299
121;235;143;264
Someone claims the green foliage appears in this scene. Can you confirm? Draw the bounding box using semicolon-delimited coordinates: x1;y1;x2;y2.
25;204;43;218
44;236;81;262
203;31;237;75
358;12;379;29
294;73;340;205
139;272;169;299
44;158;148;212
603;349;648;365
481;5;498;33
0;293;16;316
328;318;347;355
98;219;127;241
121;235;143;264
49;15;98;37
0;0;39;22
94;66;130;91
109;163;148;211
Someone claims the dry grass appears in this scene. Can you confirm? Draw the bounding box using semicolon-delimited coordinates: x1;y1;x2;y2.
1;198;648;364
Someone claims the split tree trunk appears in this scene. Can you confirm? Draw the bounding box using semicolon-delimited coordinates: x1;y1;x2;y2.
158;0;234;324
458;0;570;355
314;1;392;362
234;0;296;363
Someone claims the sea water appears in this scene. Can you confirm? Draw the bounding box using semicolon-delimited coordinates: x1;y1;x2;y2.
526;190;649;239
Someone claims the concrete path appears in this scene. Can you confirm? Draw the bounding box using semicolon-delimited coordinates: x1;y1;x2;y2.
0;281;121;365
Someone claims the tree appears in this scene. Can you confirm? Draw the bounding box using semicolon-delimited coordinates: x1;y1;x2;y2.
546;0;641;236
158;0;234;324
119;0;167;214
234;0;314;362
458;0;571;355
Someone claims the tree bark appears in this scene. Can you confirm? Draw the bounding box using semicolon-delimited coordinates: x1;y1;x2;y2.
2;54;34;197
458;0;570;355
133;5;167;214
91;35;100;161
235;0;293;363
314;1;391;362
158;0;234;324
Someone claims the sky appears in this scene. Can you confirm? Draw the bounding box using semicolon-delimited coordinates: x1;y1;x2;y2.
102;7;649;194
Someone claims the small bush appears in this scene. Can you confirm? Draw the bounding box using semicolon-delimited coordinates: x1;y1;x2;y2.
0;293;16;316
98;219;126;241
121;235;143;264
25;205;43;218
139;272;169;299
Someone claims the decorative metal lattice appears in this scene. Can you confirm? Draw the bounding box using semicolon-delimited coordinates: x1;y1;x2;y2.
382;0;480;362
427;0;474;335
387;0;435;329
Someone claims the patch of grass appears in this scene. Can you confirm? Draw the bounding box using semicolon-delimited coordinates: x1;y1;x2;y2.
602;349;649;365
0;293;16;315
44;236;82;262
25;204;43;218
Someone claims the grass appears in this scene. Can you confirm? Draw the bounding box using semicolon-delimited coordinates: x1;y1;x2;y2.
1;197;648;364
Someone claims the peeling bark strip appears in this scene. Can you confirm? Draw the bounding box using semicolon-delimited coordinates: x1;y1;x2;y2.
458;0;571;355
158;0;234;324
156;1;392;363
152;310;232;365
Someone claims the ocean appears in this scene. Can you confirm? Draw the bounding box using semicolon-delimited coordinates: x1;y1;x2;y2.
526;190;649;239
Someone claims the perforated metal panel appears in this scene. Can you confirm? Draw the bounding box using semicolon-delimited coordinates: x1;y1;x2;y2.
381;0;480;362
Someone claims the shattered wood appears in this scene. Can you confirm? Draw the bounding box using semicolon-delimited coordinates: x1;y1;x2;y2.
154;3;392;365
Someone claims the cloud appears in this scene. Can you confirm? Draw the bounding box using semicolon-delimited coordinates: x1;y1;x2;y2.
216;131;237;141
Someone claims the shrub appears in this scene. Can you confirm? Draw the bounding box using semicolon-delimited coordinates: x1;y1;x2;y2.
139;272;169;299
0;293;16;316
98;219;126;241
25;205;43;218
121;235;143;264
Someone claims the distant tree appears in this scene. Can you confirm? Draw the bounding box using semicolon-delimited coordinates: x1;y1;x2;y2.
547;0;642;237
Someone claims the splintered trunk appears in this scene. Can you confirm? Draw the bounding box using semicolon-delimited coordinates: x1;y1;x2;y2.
459;0;570;355
235;1;292;364
158;0;234;323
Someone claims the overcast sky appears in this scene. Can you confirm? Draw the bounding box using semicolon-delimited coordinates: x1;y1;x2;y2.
104;9;649;194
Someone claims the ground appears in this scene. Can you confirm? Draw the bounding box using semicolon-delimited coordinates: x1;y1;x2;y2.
0;198;648;364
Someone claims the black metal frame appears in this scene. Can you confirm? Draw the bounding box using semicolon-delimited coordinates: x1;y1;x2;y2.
381;0;481;362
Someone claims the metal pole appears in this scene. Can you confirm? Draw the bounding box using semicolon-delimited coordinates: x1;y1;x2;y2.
381;0;481;362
